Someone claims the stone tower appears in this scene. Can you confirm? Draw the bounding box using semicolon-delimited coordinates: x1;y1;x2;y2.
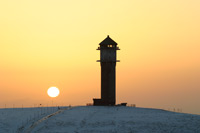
93;35;120;106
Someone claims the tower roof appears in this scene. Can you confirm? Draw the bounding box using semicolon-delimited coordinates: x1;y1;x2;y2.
99;35;117;45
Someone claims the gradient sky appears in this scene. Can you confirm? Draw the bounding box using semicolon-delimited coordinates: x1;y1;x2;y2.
0;0;200;114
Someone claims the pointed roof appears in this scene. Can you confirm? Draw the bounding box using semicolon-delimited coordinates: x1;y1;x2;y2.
99;35;117;45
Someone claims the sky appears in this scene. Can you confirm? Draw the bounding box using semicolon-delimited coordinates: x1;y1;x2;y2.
0;0;200;114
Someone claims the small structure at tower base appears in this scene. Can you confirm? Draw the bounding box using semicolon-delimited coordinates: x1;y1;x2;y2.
93;99;103;106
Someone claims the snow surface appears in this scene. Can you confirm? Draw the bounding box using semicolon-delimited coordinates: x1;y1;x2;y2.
0;107;59;133
0;106;200;133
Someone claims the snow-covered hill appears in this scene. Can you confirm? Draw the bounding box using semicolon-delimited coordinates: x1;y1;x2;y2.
1;106;200;133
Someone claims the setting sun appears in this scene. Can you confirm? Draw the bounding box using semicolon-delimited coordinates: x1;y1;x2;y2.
47;87;60;98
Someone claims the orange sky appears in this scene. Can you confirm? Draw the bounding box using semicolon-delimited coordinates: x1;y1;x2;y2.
0;0;200;114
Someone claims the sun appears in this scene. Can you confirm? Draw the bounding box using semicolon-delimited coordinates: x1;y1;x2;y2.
47;87;60;98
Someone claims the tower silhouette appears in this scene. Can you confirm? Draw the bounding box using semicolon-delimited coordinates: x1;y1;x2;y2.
93;35;120;106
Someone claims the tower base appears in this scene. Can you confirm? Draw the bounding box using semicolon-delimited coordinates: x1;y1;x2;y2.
93;98;115;106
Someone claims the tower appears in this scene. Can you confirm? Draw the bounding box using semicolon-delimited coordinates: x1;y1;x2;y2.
93;35;120;106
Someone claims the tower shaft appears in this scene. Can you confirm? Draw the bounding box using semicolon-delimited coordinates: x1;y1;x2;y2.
101;62;116;105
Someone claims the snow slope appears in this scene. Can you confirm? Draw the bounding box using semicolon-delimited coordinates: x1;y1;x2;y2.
33;106;200;133
0;106;200;133
0;107;59;133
